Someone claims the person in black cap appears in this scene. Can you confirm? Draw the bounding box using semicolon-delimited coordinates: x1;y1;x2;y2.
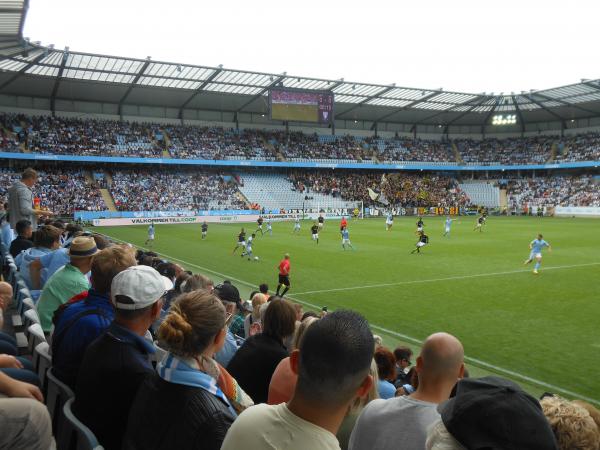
212;282;241;366
214;282;246;339
426;376;559;450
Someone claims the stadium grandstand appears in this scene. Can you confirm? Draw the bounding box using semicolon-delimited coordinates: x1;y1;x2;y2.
1;1;599;450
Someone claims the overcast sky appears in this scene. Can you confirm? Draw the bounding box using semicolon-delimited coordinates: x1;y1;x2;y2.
23;0;600;94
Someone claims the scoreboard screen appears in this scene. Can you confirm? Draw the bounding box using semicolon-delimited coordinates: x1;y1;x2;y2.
269;88;334;124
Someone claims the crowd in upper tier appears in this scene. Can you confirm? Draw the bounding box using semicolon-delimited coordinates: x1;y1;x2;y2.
2;113;600;164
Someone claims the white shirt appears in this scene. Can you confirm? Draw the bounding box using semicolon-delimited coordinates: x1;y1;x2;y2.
221;403;340;450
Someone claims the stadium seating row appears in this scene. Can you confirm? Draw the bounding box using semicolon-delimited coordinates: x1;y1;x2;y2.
2;113;600;164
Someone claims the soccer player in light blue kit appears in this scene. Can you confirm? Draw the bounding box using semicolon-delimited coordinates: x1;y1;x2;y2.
524;233;551;274
293;216;301;233
266;218;273;235
341;226;354;250
241;233;256;261
443;216;453;237
145;223;155;247
385;212;394;231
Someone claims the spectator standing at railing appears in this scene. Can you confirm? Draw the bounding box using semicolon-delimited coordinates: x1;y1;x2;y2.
7;168;53;231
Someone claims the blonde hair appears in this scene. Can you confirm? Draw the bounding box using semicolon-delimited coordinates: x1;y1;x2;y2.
251;293;267;321
91;245;137;294
158;290;225;358
348;358;380;415
181;273;214;293
426;420;466;450
292;316;318;350
572;400;600;432
540;396;600;450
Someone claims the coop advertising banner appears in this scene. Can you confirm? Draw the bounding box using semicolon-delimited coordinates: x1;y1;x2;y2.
92;214;260;227
554;206;600;217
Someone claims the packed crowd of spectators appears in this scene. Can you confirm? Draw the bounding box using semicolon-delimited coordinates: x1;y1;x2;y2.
364;136;455;163
455;136;555;165
2;112;600;164
110;169;247;211
507;175;600;208
165;126;278;160
0;168;106;214
555;132;600;162
289;171;471;208
271;132;364;160
24;115;163;158
2;215;599;449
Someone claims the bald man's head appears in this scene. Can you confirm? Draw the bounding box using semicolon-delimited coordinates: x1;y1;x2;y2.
418;332;464;381
0;281;12;309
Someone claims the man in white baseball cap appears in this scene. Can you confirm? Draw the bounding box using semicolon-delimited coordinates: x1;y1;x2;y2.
74;265;172;450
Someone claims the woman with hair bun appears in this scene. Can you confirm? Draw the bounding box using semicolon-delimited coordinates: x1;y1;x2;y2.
123;290;252;450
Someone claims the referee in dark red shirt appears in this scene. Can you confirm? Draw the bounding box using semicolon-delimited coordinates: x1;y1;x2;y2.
276;253;291;297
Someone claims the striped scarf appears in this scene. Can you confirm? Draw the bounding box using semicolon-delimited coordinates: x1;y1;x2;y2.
157;353;237;418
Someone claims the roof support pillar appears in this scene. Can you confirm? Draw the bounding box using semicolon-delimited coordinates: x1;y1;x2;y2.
50;50;68;117
178;68;223;120
118;57;151;120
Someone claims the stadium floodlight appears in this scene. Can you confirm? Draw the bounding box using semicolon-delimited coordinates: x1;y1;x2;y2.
492;114;517;126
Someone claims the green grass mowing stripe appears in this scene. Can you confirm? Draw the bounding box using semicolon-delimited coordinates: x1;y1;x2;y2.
97;229;600;406
292;261;600;295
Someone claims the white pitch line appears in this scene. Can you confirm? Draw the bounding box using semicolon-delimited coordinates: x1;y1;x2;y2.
100;233;600;406
292;262;600;296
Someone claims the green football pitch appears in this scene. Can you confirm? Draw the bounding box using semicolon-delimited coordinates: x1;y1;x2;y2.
93;216;600;405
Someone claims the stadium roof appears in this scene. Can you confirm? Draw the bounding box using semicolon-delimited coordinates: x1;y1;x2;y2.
2;0;600;129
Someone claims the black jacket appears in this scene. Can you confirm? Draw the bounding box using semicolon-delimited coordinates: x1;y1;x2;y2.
74;323;155;450
9;236;33;258
226;333;288;404
123;373;235;450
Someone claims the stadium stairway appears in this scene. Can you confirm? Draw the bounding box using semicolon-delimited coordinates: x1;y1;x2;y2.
547;142;558;162
99;189;117;212
499;188;508;210
103;171;113;187
458;181;500;208
83;171;95;185
161;130;173;158
451;142;464;164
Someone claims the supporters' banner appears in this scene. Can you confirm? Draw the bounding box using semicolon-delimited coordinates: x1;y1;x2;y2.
284;208;355;219
554;206;600;217
92;214;260;227
368;188;380;201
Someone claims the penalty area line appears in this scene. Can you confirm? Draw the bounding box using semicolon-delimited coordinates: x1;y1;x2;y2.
99;233;600;406
291;262;600;296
